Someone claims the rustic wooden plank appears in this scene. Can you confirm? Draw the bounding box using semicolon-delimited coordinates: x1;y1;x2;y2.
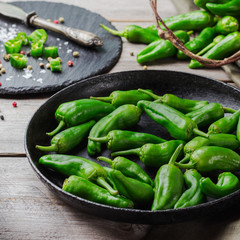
0;157;151;240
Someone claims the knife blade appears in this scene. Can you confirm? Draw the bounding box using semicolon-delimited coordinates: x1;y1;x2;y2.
0;2;103;47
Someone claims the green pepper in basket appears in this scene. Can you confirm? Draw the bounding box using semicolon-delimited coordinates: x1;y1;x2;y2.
62;175;134;208
10;53;28;69
194;0;231;11
216;16;239;35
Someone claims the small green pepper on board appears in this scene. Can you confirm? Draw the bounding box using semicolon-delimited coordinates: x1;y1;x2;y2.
4;39;22;54
10;53;28;69
31;41;44;57
44;46;59;58
50;58;61;72
28;29;48;43
16;32;29;45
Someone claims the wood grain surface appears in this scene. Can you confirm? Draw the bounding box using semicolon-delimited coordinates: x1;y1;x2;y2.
0;0;239;239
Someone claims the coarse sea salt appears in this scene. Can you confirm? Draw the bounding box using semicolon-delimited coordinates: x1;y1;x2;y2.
36;78;43;83
67;49;72;53
0;25;18;42
23;68;33;79
6;76;13;81
40;69;46;74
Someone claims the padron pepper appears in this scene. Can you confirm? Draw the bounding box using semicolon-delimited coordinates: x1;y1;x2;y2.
177;27;217;60
152;144;184;211
98;156;153;186
4;39;22;54
36;120;96;153
28;29;48;43
175;146;240;172
208;108;240;134
137;30;190;64
194;0;231;11
138;89;209;113
90;89;153;107
200;172;240;198
174;169;205;209
89;129;166;152
111;140;185;168
137;100;207;141
216;16;239;35
31;41;43;57
87;104;142;156
237;116;240;141
10;53;28;69
62;175;134;208
189;31;240;68
47;99;115;136
39;154;118;195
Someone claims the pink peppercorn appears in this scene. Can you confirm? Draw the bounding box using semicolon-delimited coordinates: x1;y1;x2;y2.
0;83;2;87
68;60;73;67
53;20;59;24
12;101;17;107
20;51;25;55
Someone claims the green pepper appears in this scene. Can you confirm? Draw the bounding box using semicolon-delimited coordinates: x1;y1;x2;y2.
28;29;48;43
89;130;166;152
236;116;240;141
194;0;231;11
175;146;240;172
87;104;142;156
185;103;224;128
47;99;115;136
177;27;217;60
16;32;29;45
62;175;134;208
189;31;240;68
106;168;154;206
208;109;240;134
10;53;28;69
49;58;61;72
196;35;225;56
97;156;153;186
216;16;239;35
44;46;59;58
138;89;209;113
137;100;207;141
4;39;22;54
206;0;240;17
100;24;160;44
200;172;240;198
31;41;43;57
111;140;185;168
152;144;184;210
36;120;96;153
137;30;190;64
39;154;118;195
90;89;154;107
174;169;205;209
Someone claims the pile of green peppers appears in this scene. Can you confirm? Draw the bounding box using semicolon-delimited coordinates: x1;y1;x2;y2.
101;2;240;68
36;88;240;210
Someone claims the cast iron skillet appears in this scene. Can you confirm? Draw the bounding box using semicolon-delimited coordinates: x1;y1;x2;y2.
25;70;240;224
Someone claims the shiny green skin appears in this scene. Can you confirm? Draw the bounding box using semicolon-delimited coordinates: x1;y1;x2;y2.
137;31;190;64
206;0;240;17
137;100;198;141
36;120;96;153
237;116;240;141
186;102;224;128
44;46;59;58
111;140;185;167
208;109;240;134
177;27;217;60
176;146;240;172
4;39;22;54
200;172;240;198
184;136;210;155
90;130;166;152
87;104;142;156
194;0;231;11
10;54;28;69
189;31;240;68
16;32;29;45
108;169;154;205
216;16;239;35
62;175;134;208
28;29;48;43
100;24;159;44
90;89;154;107
159;10;218;31
174;169;205;209
152;164;184;210
31;41;43;57
50;58;61;72
99;156;153;186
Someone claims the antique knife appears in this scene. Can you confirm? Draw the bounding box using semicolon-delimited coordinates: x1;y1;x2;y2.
0;1;103;47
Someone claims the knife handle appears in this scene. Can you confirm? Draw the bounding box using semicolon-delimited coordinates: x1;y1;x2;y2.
29;15;103;47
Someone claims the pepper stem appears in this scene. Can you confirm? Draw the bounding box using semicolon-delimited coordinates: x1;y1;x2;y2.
178;154;190;164
174;161;194;169
35;144;58;152
111;148;140;157
100;24;124;37
138;88;161;101
88;136;108;143
223;107;236;113
169;144;183;165
187;30;194;35
193;128;209;138
97;156;113;166
46;120;65;136
196;42;214;56
96;176;118;195
90;96;112;103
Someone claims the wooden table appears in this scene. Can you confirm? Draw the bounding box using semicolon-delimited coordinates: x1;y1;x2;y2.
1;0;240;239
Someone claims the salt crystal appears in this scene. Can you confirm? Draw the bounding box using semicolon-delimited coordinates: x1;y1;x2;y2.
67;49;72;53
64;41;69;45
36;78;43;83
40;70;46;74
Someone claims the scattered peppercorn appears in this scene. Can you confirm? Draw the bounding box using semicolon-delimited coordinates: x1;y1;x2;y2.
46;63;51;69
3;53;10;61
27;65;33;70
1;68;6;74
39;62;45;68
26;51;31;56
12;101;17;107
73;51;79;58
0;64;3;69
59;17;65;23
20;50;25;55
48;57;52;62
53;20;59;24
57;57;62;63
0;115;4;120
68;60;73;67
0;60;1;64
0;83;2;86
130;52;134;56
143;65;148;70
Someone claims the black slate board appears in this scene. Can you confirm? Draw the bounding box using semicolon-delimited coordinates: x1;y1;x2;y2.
0;1;122;95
